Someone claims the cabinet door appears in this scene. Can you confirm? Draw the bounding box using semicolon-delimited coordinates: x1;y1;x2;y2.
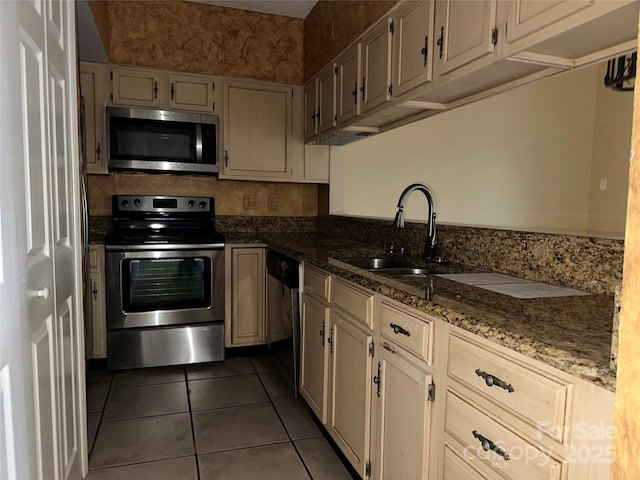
85;245;107;359
112;67;164;107
169;74;217;113
336;43;362;125
328;311;373;478
392;1;436;98
318;62;337;134
433;0;499;77
304;78;318;139
222;81;293;179
79;63;107;174
371;344;432;480
230;248;265;346
300;292;330;423
361;18;393;114
503;0;593;48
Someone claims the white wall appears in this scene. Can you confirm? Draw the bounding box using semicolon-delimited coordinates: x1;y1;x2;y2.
331;63;632;236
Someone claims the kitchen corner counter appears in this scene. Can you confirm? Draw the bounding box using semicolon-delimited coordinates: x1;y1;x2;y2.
240;232;616;392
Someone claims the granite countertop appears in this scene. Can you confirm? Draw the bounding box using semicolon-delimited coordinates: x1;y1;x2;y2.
235;232;616;392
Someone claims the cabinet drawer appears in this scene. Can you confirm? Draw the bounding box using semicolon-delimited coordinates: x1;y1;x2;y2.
332;278;374;329
304;266;331;302
448;333;571;443
379;300;433;364
444;390;565;480
443;445;487;480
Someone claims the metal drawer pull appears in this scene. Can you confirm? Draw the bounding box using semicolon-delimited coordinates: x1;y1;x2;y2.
390;323;411;337
472;430;510;461
373;362;381;397
475;369;514;392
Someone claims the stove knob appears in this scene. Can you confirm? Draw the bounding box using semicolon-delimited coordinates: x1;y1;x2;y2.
133;198;142;207
188;200;196;208
121;199;130;208
199;201;207;209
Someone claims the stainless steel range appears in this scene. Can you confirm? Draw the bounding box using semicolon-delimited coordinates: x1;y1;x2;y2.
105;195;225;370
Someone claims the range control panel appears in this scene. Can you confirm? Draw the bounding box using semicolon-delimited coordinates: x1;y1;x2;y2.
114;195;212;213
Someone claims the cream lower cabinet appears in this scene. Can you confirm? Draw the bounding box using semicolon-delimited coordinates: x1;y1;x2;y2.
300;266;332;421
371;342;433;480
328;309;374;478
85;245;107;359
438;324;615;480
225;245;265;347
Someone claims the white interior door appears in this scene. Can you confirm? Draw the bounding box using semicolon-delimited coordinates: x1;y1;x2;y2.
0;1;86;479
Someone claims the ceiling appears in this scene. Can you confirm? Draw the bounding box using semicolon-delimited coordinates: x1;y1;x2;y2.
188;0;318;19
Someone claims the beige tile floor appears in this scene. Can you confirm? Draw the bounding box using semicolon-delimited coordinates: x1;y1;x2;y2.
86;351;355;479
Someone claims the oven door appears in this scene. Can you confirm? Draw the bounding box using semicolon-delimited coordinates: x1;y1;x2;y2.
106;248;224;329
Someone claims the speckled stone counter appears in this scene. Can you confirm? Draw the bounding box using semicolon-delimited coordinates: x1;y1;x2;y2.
232;232;616;392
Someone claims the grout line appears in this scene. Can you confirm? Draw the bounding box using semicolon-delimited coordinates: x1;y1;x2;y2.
87;374;114;461
184;366;202;480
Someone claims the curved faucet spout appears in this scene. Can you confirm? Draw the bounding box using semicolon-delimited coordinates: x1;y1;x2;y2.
392;183;437;261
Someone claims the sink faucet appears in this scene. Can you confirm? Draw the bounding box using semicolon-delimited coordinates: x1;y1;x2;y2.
393;183;437;261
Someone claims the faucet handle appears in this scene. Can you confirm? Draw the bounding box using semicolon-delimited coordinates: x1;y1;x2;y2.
388;242;395;254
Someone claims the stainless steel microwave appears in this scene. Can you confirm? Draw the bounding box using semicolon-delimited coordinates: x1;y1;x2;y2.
106;106;219;175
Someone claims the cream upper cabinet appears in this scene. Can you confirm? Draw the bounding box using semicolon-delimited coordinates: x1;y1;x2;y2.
112;67;165;108
225;246;265;347
392;0;436;98
336;43;362;125
80;62;108;174
304;77;318;139
111;66;218;113
433;0;500;79
318;63;337;134
221;79;294;180
85;245;107;359
371;342;433;480
361;18;394;114
168;74;217;112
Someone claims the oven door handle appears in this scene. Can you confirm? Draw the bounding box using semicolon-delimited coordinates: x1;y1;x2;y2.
106;243;225;251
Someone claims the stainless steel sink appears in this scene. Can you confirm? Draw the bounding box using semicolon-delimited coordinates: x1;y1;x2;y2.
339;258;418;270
339;258;432;276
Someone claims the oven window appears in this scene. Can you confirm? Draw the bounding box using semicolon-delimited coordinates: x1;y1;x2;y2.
110;117;197;163
123;257;211;312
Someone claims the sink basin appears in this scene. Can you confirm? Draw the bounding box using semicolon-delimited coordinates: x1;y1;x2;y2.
339;258;418;270
377;267;432;276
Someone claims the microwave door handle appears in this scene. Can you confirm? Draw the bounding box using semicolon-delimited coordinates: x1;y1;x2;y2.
195;124;203;163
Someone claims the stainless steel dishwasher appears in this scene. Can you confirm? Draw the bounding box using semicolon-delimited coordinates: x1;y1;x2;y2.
266;250;300;397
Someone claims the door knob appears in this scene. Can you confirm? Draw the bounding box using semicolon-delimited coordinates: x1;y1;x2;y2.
36;287;50;299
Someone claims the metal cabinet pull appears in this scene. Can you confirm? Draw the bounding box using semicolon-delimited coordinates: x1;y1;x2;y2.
382;342;397;354
170;82;175;100
421;36;429;66
153;81;158;99
352;82;358;104
475;369;514;392
319;321;325;346
373;362;381;397
92;281;98;300
473;430;510;461
224;150;229;167
327;328;334;354
436;26;444;59
96;142;101;161
390;322;411;337
361;77;366;101
312;108;316;127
